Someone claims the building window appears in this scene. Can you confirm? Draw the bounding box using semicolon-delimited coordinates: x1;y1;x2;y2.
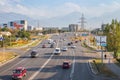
10;22;13;26
3;24;7;27
20;20;25;24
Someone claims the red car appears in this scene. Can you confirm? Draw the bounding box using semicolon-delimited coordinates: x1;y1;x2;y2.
12;67;27;80
62;61;71;69
75;41;78;43
42;44;46;48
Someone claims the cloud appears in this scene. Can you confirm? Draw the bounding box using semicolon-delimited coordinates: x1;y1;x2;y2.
82;1;120;17
0;1;120;20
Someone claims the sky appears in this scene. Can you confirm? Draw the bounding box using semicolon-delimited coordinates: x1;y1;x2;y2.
0;0;120;29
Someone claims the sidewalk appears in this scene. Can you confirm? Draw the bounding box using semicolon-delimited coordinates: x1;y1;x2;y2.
104;53;120;78
88;43;120;78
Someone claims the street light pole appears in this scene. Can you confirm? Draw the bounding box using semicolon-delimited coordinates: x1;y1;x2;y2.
100;36;103;65
2;36;5;60
10;35;11;46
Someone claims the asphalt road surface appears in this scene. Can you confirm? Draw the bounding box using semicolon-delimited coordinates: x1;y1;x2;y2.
0;33;117;80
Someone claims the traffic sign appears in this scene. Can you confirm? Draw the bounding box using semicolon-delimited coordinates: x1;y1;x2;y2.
0;37;4;41
95;36;107;46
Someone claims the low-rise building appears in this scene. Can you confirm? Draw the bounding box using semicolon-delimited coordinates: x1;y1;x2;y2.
27;26;34;31
34;27;43;31
61;27;69;31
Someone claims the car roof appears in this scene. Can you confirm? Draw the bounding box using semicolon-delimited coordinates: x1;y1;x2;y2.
32;50;37;52
55;48;60;49
63;61;70;63
16;67;25;70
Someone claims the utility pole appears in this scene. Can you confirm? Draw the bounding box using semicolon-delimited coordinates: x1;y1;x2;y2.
37;20;39;28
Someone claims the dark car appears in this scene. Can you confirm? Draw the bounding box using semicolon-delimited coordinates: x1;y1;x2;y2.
62;61;71;69
70;42;73;44
12;67;27;80
50;44;54;48
30;50;38;58
75;41;78;43
42;44;46;48
68;43;71;46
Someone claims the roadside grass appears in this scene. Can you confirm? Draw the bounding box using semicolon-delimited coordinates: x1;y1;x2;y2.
8;35;50;49
30;35;50;47
82;42;96;50
0;35;50;64
81;41;96;53
0;52;18;63
94;59;118;78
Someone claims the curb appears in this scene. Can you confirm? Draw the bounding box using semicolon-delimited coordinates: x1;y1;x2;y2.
88;60;99;75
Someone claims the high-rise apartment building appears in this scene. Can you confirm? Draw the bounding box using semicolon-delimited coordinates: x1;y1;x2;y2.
69;24;79;32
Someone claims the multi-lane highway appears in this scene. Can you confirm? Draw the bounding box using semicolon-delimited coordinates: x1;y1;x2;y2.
0;33;117;80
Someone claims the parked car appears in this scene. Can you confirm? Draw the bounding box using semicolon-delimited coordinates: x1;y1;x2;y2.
12;67;27;80
53;48;61;55
30;50;38;58
62;61;71;69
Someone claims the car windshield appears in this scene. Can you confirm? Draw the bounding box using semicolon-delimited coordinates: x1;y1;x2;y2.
55;49;59;51
14;70;22;74
63;47;67;49
63;62;69;65
31;51;37;54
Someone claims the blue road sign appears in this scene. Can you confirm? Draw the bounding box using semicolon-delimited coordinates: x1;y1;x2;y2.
0;37;4;41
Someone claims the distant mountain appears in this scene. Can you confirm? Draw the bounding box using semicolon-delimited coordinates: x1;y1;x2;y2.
0;11;120;29
38;12;82;27
0;12;35;25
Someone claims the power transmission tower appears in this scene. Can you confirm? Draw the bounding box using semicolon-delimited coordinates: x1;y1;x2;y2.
79;13;86;30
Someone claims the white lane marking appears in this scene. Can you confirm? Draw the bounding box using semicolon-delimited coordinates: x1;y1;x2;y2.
56;39;59;48
29;54;54;80
70;50;75;80
1;58;26;74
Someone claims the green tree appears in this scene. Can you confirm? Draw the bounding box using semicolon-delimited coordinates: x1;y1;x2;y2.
104;19;120;58
1;26;9;31
17;30;30;39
